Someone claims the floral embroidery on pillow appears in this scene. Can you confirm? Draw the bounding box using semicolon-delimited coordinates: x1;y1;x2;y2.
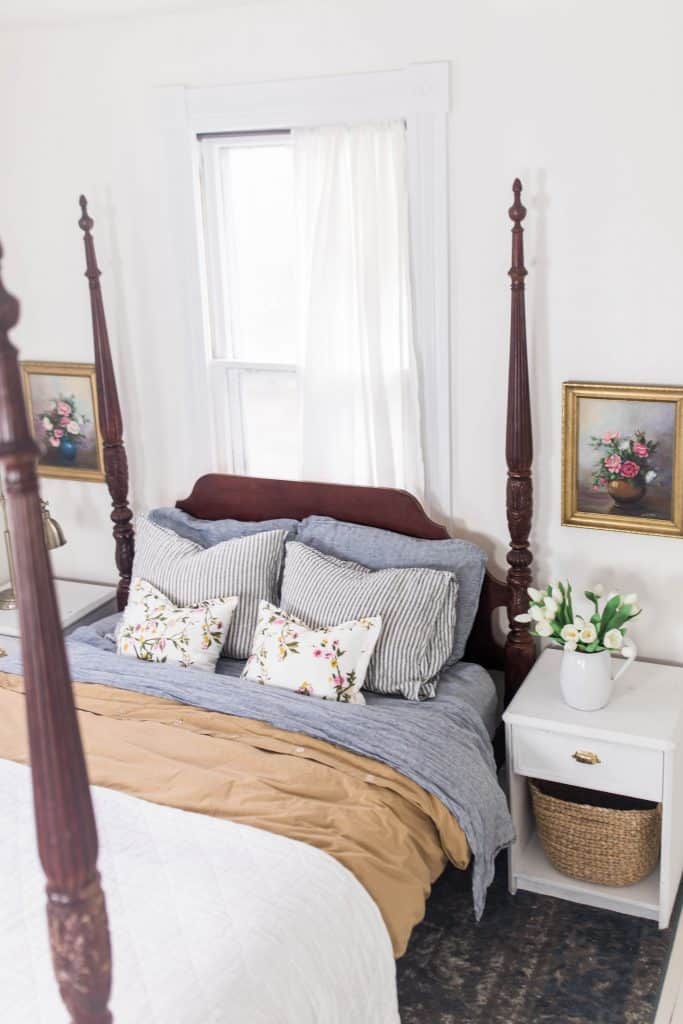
242;601;381;703
117;577;238;673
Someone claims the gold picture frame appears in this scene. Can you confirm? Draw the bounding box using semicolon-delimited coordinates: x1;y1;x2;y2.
20;361;105;482
562;381;683;538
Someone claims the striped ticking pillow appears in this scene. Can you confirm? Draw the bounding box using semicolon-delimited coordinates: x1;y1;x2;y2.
280;541;458;700
132;515;287;659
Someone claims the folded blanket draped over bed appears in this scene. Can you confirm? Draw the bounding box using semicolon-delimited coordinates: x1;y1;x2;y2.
0;626;514;948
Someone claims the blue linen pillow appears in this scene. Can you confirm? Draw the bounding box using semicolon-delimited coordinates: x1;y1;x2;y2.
147;507;299;548
297;515;487;664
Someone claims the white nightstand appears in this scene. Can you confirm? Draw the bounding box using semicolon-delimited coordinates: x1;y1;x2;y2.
0;578;117;659
504;647;683;928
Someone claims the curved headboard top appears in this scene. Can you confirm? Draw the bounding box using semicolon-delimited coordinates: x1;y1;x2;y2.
176;473;450;541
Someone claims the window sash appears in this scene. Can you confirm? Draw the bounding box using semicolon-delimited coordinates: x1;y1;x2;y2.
201;132;300;476
209;363;298;476
200;132;294;364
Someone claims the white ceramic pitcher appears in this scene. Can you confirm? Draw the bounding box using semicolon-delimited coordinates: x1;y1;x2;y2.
559;647;635;711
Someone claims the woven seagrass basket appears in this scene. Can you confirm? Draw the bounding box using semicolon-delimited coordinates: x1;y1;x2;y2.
529;779;661;887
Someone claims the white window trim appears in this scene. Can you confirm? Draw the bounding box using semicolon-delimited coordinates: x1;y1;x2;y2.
158;62;451;516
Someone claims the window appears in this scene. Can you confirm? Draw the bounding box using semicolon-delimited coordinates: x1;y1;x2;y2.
162;64;449;509
199;133;301;478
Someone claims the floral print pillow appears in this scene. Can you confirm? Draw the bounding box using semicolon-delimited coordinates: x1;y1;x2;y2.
242;601;381;704
117;577;238;673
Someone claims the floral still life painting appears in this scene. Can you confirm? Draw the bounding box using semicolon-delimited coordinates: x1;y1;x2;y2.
20;362;105;481
588;429;660;507
563;382;683;538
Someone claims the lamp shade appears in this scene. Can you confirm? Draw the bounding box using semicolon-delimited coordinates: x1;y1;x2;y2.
40;500;66;551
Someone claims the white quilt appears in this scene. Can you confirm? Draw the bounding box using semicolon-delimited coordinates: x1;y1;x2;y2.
0;760;400;1024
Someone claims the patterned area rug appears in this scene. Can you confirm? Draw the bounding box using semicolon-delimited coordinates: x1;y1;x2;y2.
397;855;679;1024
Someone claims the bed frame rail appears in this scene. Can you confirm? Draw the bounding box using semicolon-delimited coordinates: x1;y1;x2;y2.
0;245;113;1023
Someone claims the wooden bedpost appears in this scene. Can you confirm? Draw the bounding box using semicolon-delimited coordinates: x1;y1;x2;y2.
504;179;535;699
78;196;134;610
0;243;113;1022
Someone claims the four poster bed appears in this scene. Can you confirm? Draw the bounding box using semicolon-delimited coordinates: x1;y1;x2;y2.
0;181;535;1023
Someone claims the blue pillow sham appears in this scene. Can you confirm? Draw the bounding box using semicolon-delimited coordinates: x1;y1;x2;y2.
147;507;299;548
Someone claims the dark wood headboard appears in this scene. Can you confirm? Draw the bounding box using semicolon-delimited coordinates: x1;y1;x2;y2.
177;474;448;537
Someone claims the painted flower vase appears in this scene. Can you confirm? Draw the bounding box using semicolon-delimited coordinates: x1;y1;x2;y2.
560;648;634;711
59;437;78;463
607;478;646;506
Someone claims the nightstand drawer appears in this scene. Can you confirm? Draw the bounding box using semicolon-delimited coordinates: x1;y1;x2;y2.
512;726;663;802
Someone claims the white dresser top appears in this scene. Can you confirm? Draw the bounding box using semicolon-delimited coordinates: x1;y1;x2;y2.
0;578;116;638
504;647;683;750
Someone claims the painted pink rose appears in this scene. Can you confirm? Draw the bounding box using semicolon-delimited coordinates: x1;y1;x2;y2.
603;431;619;443
57;401;71;416
604;454;622;472
633;442;649;458
620;461;640;478
53;428;64;438
49;436;60;447
313;649;323;658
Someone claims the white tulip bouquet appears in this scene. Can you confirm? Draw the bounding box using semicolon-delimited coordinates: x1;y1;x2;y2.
515;583;640;657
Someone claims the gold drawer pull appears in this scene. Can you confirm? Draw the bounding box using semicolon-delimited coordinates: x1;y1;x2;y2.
572;749;601;765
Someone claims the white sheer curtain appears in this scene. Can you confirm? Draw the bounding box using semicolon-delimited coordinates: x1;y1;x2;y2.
293;121;424;495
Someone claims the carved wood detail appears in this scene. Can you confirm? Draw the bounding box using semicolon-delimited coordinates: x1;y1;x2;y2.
78;196;134;610
504;179;536;699
0;243;113;1023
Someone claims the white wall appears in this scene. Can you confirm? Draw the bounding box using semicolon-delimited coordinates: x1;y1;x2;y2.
0;0;682;661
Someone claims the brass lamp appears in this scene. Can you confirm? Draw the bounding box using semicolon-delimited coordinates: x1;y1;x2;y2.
0;491;66;610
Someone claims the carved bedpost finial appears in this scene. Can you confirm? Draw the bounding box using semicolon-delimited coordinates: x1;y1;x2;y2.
0;242;34;461
509;178;527;225
78;194;94;236
77;195;134;609
0;241;20;340
504;178;535;701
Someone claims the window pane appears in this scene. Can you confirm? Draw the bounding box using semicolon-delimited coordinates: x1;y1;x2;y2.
237;370;300;479
219;143;296;363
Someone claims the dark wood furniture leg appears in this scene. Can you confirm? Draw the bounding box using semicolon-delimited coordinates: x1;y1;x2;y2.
78;196;134;610
0;243;113;1023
